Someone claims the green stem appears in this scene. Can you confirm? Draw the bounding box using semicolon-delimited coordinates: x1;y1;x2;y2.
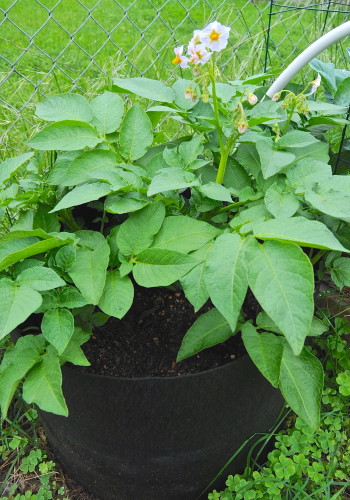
282;101;296;134
215;133;238;184
311;249;327;266
209;57;224;155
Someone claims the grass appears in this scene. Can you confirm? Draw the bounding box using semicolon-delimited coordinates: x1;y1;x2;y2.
0;0;349;156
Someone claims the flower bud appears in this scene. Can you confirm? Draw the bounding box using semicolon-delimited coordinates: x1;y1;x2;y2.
184;89;193;99
237;122;248;134
247;92;258;105
272;93;280;102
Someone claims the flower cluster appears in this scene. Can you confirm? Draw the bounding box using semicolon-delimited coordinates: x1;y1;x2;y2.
172;21;230;69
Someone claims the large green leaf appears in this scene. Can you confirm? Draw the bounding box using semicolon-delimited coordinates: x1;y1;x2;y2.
47;151;82;185
286;141;329;164
36;94;93;123
105;192;149;214
133;248;196;287
277;130;319;149
309;59;336;93
241;323;283;388
334;77;350;107
264;183;299;218
16;267;65;291
119;103;153;161
0;335;45;418
23;347;68;416
51;182;112;212
91;91;124;133
0;152;34;185
304;176;350;223
60;327;90;366
113;77;175;103
60;150;119;186
0;280;42;340
177;308;232;361
148;167;199;196
286;159;332;190
244;238;314;355
279;343;324;429
331;257;350;289
27;121;102;150
253;217;348;252
199;182;232;202
180;243;212;312
69;231;110;304
256;138;295;179
98;271;134;319
153;216;219;253
41;308;74;354
117;202;165;256
205;233;247;331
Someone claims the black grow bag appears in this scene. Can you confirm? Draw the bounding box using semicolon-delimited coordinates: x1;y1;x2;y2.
40;355;283;500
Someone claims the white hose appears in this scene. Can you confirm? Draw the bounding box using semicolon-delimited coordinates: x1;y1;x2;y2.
266;20;350;98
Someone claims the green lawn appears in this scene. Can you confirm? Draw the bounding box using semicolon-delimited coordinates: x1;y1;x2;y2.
0;0;349;155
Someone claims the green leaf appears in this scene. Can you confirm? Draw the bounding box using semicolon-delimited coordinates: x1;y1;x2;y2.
334;77;350;107
41;308;74;354
179;135;204;165
0;335;45;418
163;147;186;169
51;182;112;212
105;192;149;214
0;280;42;340
180;244;212;312
98;271;134;319
309;59;336;93
236;144;261;179
54;245;76;271
13;259;45;278
91;91;124;134
304;176;350;223
286;159;332;190
277;130;319;149
33;205;60;233
249;101;287;126
27;121;102;151
113;77;175;103
133;248;196;287
0;152;34;185
307;100;347;115
60;150;119;187
119;103;153;161
172;79;199;109
331;257;350;289
16;267;65;291
23;348;68;416
286;141;329;164
36;94;93;123
147;168;199;196
256;138;295;179
279;343;323;429
245;238;314;355
60;327;90;366
257;311;327;338
264;183;299;218
117;202;165;256
199;182;232;202
57;287;88;309
230;204;270;230
177;308;232;361
153;216;219;253
241;323;283;388
47;151;82;185
253;217;348;252
69;231;110;304
205;233;248;331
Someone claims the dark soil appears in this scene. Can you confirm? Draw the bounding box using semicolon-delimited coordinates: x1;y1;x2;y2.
79;286;247;378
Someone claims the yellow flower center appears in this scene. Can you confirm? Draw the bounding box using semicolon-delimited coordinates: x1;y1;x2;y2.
210;31;220;41
172;56;181;65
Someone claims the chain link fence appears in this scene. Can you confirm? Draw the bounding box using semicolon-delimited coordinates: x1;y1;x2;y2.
0;0;349;156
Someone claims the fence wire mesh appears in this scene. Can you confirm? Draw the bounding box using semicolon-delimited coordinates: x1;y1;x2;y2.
0;0;349;156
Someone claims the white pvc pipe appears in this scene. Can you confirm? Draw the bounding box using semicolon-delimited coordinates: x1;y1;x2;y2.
266;20;350;98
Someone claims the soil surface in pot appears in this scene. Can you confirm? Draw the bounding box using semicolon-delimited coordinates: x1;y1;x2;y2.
78;287;250;378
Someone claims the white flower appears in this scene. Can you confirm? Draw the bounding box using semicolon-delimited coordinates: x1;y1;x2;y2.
247;92;258;105
311;74;321;94
190;29;202;45
187;42;212;65
199;21;230;52
172;46;189;68
272;93;280;101
237;122;248;134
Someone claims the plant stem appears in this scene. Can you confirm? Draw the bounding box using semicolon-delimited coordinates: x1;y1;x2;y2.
282;101;296;134
311;249;327;266
215;133;238;184
209;57;224;155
